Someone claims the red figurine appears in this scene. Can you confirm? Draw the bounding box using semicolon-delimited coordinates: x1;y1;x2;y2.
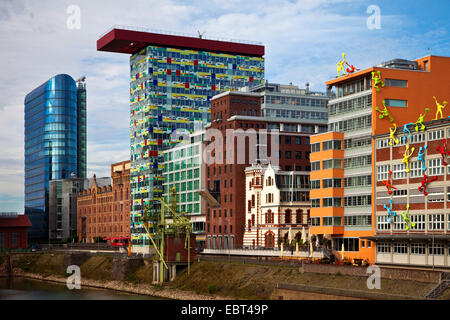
418;174;438;196
435;139;450;166
345;62;360;74
382;170;396;194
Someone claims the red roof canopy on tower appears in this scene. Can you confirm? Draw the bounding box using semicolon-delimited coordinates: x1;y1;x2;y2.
97;28;264;56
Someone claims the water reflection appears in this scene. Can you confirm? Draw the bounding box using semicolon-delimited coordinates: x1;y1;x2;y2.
0;277;160;300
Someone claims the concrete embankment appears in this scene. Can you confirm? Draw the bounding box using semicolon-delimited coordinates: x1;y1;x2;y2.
1;252;447;300
0;252;227;300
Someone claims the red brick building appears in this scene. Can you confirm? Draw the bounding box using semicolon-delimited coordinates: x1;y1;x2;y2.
0;213;31;250
77;161;131;243
203;91;326;249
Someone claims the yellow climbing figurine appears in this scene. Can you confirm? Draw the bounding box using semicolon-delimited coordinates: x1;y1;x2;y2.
336;52;346;78
371;70;385;92
389;123;399;146
433;96;447;120
402;144;415;173
414;108;430;131
375;100;394;122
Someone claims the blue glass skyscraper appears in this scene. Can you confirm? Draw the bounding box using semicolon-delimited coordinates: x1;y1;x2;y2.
24;74;86;242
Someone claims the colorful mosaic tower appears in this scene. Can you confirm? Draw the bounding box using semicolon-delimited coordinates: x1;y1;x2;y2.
98;27;264;250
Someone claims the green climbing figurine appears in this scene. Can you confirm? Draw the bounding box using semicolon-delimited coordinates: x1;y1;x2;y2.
414;108;430;131
375;100;394;122
371;70;385;92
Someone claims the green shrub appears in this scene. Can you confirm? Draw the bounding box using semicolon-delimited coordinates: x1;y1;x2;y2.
207;284;217;294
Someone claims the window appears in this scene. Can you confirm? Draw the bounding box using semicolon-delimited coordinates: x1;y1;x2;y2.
344;215;371;226
323;216;342;226
377;215;391;230
411;243;425;255
410;133;425;144
323;178;342;188
428;158;444;176
410;161;423;178
285;151;292;159
323;140;342;151
393;215;405;230
323;197;342;207
311;161;320;171
311;143;320;152
392;163;407;180
311;199;320;208
323;159;342;169
0;233;4;248
384;99;407;108
410;214;425;230
377;138;390;149
344;195;371;207
429;243;444;255
428;214;444;230
344;175;371;187
428;129;444;141
385;79;407;87
295;137;302;145
311;180;320;189
393;243;408;254
310;217;320;226
377;242;391;253
377;165;390;181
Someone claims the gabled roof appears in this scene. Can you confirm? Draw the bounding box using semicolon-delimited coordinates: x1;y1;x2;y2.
0;215;32;228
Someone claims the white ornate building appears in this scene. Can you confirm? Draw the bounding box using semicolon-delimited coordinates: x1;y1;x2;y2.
243;163;311;248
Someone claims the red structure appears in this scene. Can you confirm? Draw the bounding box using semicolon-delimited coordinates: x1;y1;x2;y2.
164;234;196;263
97;28;264;56
0;214;31;250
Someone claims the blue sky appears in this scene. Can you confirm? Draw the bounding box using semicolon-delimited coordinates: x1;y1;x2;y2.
0;0;449;212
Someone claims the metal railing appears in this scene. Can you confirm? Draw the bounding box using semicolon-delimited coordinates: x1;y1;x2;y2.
99;25;263;46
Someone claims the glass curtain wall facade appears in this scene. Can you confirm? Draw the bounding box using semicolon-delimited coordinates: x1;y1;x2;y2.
129;45;264;247
76;78;87;178
25;74;79;242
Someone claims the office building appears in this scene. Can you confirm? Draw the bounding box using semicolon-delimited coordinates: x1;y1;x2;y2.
24;74;87;242
97;27;264;251
367;118;450;268
77;161;130;243
203;87;327;249
162;130;206;248
310;55;450;263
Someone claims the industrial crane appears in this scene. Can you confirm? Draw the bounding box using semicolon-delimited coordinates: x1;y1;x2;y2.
140;187;192;283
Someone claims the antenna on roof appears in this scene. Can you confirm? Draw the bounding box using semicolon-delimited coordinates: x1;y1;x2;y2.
197;30;206;39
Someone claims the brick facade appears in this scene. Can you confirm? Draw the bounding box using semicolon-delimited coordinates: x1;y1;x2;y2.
77;161;131;243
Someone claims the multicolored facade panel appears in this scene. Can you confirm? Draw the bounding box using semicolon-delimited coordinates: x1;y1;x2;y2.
129;45;264;247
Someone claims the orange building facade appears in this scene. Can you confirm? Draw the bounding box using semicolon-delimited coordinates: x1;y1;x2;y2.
77;161;131;243
310;55;450;265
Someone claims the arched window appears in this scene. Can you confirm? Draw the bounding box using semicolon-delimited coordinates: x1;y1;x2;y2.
285;209;292;224
296;209;303;224
265;231;275;248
